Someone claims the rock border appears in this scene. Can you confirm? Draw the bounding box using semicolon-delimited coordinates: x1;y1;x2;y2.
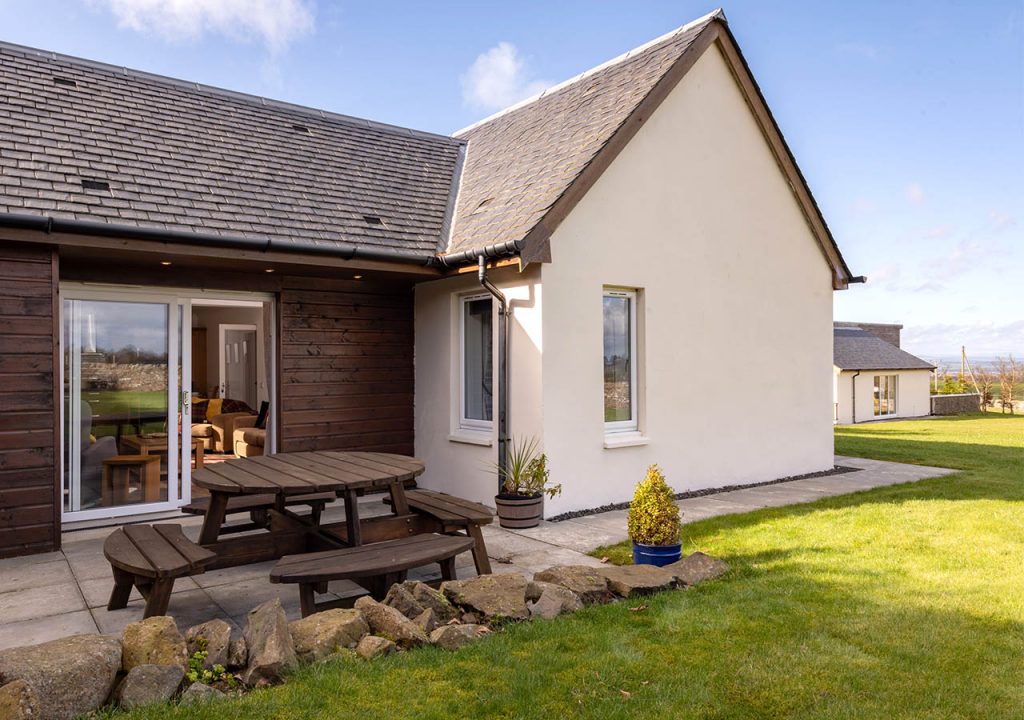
0;554;728;717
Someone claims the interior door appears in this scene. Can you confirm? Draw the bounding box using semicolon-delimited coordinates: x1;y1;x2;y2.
221;325;257;407
62;295;183;519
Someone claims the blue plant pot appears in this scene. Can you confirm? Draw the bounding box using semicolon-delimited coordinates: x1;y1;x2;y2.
632;541;682;567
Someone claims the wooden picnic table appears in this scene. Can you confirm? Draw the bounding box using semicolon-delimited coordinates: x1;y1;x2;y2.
190;451;427;570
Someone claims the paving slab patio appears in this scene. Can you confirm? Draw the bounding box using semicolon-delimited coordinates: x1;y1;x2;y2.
0;455;955;650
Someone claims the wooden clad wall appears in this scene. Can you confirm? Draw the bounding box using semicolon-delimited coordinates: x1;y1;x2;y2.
0;242;59;557
279;276;415;454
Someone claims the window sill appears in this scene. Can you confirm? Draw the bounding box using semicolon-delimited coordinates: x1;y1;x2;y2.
448;431;493;447
603;432;649;449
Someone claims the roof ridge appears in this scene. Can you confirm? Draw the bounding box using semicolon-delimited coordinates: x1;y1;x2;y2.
453;8;726;136
0;39;464;147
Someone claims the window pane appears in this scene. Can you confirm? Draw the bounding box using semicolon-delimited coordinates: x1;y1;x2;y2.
603;295;632;422
873;376;881;416
463;298;492;422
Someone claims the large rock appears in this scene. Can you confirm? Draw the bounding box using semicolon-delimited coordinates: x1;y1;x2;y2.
412;609;437;634
0;680;39;719
185;619;233;670
665;552;730;586
289;609;369;662
179;682;226;705
353;596;428;648
528;584;584;620
355;635;396;659
533;566;614;605
384;581;458;622
597;564;677;597
382;583;422;619
441;574;529;622
0;634;121;720
429;624;488;651
115;664;184;710
242;598;298;686
122;616;188;672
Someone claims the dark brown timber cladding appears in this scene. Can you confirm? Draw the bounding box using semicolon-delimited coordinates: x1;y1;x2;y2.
279;277;414;455
0;242;59;557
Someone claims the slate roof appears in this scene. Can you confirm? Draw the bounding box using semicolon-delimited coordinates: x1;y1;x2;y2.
834;328;935;371
448;11;721;256
0;42;464;256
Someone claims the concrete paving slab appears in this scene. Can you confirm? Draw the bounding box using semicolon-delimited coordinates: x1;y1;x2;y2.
191;560;277;589
0;580;87;624
0;610;98;651
205;575;312;621
78;575;200;610
0;557;75;594
93;588;231;636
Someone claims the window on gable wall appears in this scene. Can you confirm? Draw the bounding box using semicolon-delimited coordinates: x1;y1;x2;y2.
603;288;638;433
461;294;493;430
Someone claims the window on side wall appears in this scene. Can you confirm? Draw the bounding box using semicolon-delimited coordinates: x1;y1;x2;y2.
873;374;897;417
603;288;638;433
460;294;494;431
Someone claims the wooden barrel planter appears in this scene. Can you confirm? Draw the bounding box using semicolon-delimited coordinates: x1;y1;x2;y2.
494;493;544;529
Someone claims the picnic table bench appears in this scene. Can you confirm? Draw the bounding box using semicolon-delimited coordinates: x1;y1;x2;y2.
103;524;216;618
270;533;476;616
180;491;336;534
385;488;494;575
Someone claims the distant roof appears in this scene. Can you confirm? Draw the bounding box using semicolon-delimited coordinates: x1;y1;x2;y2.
834;328;935;371
0;42;464;257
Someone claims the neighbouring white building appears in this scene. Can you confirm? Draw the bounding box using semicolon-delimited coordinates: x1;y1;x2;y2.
415;10;860;515
833;323;935;425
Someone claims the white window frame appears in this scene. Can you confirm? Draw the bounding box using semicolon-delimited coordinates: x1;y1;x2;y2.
603;288;639;434
459;292;494;433
59;283;277;523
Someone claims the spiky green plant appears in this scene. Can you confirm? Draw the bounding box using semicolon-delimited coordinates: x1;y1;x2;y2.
494;436;562;498
627;464;681;545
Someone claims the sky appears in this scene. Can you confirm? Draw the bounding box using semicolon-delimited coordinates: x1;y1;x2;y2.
1;0;1022;359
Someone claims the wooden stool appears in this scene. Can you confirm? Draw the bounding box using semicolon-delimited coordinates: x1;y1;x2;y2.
102;455;161;505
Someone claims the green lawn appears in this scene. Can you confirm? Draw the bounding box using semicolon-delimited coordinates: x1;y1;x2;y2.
117;413;1024;719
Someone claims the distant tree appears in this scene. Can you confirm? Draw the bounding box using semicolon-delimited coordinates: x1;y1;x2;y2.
974;368;996;409
995;356;1020;414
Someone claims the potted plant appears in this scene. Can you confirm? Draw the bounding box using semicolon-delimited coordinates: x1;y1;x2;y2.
493;436;562;529
627;464;682;566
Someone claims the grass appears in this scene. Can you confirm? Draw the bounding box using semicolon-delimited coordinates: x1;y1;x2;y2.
115;413;1024;719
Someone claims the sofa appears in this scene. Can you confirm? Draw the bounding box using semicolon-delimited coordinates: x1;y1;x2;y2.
232;415;266;457
191;398;255;453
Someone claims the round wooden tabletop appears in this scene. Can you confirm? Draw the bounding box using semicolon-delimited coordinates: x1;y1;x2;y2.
192;451;425;496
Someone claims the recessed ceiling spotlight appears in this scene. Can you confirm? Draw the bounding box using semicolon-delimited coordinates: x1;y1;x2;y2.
160;261;172;266
264;268;275;273
353;274;363;280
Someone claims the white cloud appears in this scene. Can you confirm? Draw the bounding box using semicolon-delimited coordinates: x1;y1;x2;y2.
461;42;550;112
922;224;953;240
905;182;925;204
903;321;1024;357
89;0;314;54
989;209;1016;232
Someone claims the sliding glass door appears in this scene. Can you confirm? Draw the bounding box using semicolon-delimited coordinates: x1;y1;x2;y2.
62;293;188;519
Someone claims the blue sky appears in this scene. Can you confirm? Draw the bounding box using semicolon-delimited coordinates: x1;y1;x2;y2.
1;0;1021;358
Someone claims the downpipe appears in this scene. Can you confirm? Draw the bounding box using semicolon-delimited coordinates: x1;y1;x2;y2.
478;256;509;494
851;370;861;424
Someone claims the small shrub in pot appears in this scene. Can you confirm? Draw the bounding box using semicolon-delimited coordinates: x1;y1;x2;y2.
627;464;682;566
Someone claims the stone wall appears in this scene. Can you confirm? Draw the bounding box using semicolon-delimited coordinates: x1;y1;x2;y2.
930;393;981;415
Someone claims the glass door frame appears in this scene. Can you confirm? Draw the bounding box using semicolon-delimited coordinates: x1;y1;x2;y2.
60;283;277;522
